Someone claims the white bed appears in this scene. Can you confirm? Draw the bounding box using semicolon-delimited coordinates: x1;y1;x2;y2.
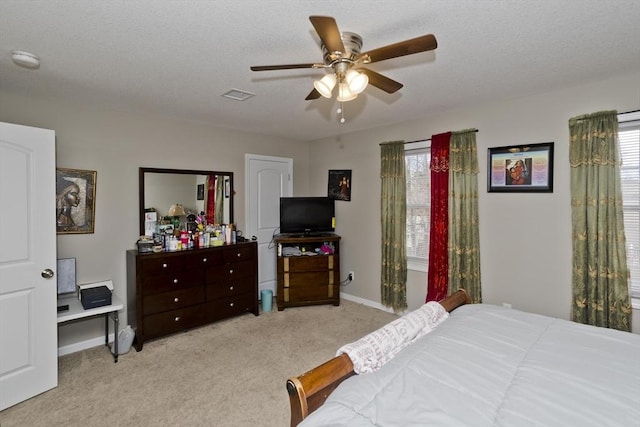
294;300;640;427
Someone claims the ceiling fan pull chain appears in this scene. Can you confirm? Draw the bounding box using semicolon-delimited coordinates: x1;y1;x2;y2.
338;102;346;123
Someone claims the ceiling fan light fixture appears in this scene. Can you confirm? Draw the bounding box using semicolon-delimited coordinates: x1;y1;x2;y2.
345;69;368;95
337;82;357;102
313;73;336;98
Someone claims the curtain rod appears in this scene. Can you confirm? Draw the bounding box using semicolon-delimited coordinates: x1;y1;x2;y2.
402;129;479;145
380;111;638;144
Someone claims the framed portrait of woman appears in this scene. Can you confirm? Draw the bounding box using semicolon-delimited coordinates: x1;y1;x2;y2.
487;143;554;193
56;168;97;234
328;169;352;201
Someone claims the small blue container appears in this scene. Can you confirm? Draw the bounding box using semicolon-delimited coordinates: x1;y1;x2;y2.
260;289;273;312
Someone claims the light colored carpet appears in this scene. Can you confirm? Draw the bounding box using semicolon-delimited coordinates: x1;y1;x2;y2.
0;299;397;427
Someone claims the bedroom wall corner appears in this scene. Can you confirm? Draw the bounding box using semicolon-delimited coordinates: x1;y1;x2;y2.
0;89;312;352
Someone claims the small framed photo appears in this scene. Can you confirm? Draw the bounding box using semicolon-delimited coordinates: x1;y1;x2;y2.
328;169;351;201
56;168;97;234
197;184;205;200
487;142;554;193
56;257;77;295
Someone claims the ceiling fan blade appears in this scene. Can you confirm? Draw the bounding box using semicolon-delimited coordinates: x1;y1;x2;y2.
359;68;403;93
305;88;322;100
360;34;437;63
250;63;319;71
309;16;345;54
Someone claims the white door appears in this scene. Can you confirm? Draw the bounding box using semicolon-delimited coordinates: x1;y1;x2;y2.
245;154;293;295
0;122;57;410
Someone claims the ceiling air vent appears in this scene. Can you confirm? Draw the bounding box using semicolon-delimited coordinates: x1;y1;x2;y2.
222;89;255;101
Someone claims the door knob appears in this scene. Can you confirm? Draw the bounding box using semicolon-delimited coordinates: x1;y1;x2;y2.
41;269;55;279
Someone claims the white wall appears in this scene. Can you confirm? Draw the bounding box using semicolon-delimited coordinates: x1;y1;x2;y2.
309;72;640;333
0;91;311;348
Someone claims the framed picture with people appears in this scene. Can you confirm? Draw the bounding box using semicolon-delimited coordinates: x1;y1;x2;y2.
56;168;97;234
328;169;352;201
487;143;554;193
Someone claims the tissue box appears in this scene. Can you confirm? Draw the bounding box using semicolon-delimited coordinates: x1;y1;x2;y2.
80;286;112;309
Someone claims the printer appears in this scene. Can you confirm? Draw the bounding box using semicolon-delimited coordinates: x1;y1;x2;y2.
78;280;113;309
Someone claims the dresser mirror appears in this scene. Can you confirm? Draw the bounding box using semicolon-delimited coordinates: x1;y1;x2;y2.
139;167;233;236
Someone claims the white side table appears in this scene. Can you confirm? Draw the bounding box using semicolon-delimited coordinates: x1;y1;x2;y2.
57;294;124;362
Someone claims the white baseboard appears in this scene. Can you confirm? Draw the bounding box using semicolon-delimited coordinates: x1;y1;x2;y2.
58;333;115;357
340;292;395;314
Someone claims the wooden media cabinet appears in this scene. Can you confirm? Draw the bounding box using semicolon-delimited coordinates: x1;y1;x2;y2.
274;234;341;311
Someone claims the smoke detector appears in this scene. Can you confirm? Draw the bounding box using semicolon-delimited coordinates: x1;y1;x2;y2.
12;50;40;69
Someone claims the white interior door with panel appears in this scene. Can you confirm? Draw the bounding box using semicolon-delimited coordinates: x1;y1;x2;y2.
245;154;292;295
0;122;57;410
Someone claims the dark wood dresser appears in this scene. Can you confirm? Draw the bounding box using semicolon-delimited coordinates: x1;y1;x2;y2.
274;234;340;311
126;241;258;351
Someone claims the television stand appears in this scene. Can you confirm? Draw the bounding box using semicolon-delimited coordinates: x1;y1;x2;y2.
274;233;341;310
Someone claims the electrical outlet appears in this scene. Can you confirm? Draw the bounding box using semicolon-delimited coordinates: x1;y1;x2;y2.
348;271;355;282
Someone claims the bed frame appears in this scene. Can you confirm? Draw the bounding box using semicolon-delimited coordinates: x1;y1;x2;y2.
285;289;471;426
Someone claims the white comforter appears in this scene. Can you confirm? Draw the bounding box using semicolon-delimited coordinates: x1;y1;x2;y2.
300;304;640;427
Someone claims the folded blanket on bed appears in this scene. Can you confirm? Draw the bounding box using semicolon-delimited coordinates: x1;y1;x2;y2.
336;301;449;374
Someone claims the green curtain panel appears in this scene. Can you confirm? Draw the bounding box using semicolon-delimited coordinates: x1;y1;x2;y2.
569;110;631;331
380;141;408;312
448;129;482;303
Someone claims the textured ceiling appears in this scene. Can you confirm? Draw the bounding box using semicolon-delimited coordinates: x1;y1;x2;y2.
1;0;639;142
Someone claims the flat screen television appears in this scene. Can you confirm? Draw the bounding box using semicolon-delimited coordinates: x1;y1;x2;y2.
279;197;335;235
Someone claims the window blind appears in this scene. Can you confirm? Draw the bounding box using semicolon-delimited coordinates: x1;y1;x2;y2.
405;146;431;262
619;112;640;299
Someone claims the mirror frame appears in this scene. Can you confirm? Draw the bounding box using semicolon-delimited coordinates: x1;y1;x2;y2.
139;167;234;236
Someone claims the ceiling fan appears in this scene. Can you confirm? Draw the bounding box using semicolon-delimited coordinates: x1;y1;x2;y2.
250;16;438;109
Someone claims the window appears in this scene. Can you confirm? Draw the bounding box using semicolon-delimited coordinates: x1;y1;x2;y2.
619;111;640;301
405;141;431;271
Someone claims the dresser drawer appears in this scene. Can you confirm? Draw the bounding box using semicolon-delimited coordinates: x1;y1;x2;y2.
206;292;256;322
143;287;205;315
142;268;203;295
206;259;256;283
279;270;338;288
143;304;206;339
205;278;254;301
280;255;337;272
222;245;255;263
288;283;338;301
189;250;222;266
141;256;186;276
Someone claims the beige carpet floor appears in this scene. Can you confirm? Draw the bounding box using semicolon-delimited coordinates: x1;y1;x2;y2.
0;299;397;427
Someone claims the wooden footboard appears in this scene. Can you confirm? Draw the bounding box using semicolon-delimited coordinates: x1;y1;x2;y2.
286;289;471;426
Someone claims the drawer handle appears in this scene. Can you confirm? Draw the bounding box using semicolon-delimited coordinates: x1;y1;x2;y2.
174;316;181;322
229;286;234;291
229;302;234;307
173;278;178;284
237;253;241;257
202;258;207;263
174;297;179;303
162;263;168;268
229;269;234;274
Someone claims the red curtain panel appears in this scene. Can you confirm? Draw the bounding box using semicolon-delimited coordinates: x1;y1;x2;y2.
426;132;451;302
